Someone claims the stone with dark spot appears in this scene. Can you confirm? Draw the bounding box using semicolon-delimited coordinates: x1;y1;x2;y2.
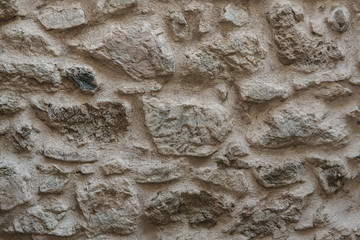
327;6;350;33
68;67;98;92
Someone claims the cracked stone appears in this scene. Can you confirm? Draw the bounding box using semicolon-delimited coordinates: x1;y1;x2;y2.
144;98;232;156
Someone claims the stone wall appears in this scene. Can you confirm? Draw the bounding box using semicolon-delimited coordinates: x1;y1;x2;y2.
0;0;360;239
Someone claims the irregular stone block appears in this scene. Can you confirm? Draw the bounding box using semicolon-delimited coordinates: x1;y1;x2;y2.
135;162;188;183
9;202;78;236
84;24;174;80
220;4;249;27
184;50;225;78
254;162;306;188
67;67;98;92
0;162;31;211
239;81;291;103
195;168;250;194
308;158;347;194
100;159;130;176
314;83;352;101
39;176;69;194
208;33;266;72
145;189;234;227
38;5;87;30
32;100;130;142
0;91;25;115
76;179;140;234
1;20;62;55
247;102;349;149
0;61;61;85
43;146;98;163
116;81;162;94
96;0;137;14
168;11;189;42
268;3;344;72
144;98;232;156
327;6;350;33
227;196;304;238
216;141;252;169
0;0;18;21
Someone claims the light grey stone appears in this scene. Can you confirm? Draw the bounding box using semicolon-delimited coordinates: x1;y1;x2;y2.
0;91;25;115
327;6;350;33
220;4;249;27
38;5;87;30
195;168;250;194
168;11;189;42
144;98;232;156
239;81;291;103
43;146;98;163
76;179;140;234
247;102;349;148
0;162;31;211
39;176;69;193
85;24;174;80
100;159;130;176
0;62;61;85
96;0;137;14
135;162;188;183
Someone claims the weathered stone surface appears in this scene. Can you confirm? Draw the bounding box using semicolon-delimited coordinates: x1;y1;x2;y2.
96;0;137;14
0;162;31;211
38;5;87;30
308;158;347;194
39;176;69;194
314;83;352;101
184;50;225;78
85;24;174;80
254;162;306;188
100;159;130;176
145;189;234;227
0;91;25;115
1;20;61;56
327;6;350;33
32;99;129;142
216;141;252;169
220;4;249;27
135;162;188;183
208;33;266;72
43;146;98;163
247;102;349;149
168;11;189;42
227;196;304;238
183;2;214;34
0;61;61;85
0;0;17;21
239;81;291;103
144;98;232;156
12;120;38;151
8;202;78;236
76;179;140;234
195;168;250;194
116;81;162;94
67;67;98;92
268;3;344;72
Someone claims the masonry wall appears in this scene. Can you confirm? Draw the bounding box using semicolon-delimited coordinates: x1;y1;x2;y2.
1;0;360;239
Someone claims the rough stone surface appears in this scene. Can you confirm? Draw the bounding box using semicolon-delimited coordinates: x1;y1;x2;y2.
195;168;250;194
76;179;140;235
32;99;129;142
268;3;344;72
84;24;175;80
145;189;234;227
38;5;87;30
0;162;31;211
254;162;306;188
1;0;360;239
0;0;18;21
247;102;349;149
144;98;232;156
